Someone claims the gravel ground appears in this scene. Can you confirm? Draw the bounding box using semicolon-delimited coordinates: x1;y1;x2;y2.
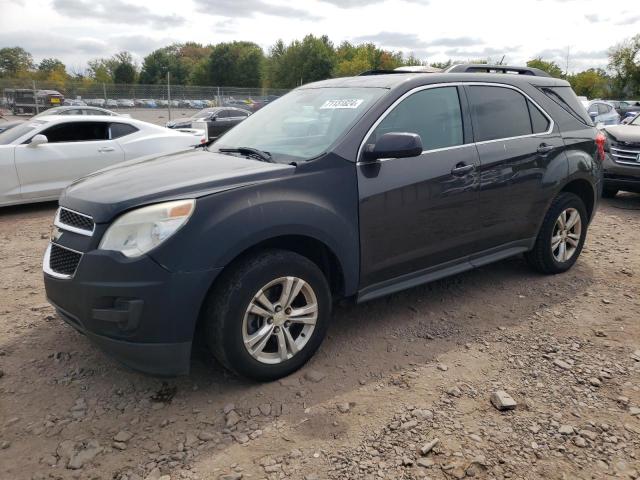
0;194;639;480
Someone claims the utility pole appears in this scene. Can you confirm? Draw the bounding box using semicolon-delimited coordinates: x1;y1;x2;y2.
33;80;39;115
167;71;172;121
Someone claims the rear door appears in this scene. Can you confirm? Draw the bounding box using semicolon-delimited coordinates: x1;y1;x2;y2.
466;84;564;253
358;85;481;289
14;121;124;199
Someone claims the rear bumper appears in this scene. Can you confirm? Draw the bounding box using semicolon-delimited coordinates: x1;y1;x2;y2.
44;246;221;376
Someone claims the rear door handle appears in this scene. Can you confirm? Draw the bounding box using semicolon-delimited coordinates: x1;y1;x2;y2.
98;146;115;152
451;163;475;176
537;143;555;154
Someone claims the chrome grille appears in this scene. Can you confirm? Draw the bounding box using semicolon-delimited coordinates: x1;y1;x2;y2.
48;243;82;277
55;208;95;236
610;140;640;167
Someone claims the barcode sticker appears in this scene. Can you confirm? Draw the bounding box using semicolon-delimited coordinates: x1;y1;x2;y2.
320;99;364;109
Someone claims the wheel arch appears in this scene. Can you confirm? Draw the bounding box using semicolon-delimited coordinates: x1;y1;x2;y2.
559;177;596;221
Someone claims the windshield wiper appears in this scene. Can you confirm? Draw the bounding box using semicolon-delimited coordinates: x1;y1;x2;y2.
217;147;273;163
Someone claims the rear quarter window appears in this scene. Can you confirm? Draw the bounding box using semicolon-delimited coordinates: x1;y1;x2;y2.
110;123;139;139
538;86;593;126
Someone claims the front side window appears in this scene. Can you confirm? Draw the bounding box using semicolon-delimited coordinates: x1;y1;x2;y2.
468;86;533;142
39;122;109;143
588;104;599;114
597;104;610;115
366;86;463;151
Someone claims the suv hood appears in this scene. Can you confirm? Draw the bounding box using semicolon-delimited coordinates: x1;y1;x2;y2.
604;124;640;143
60;149;294;223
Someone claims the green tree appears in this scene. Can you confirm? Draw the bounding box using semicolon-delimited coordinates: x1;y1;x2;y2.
38;58;66;74
333;42;407;77
140;47;183;84
265;35;335;88
0;47;34;77
568;69;610;99
608;34;640;97
526;58;564;78
87;51;136;83
203;41;264;87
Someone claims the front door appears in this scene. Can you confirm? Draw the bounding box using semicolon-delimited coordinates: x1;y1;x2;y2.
357;85;481;290
15;121;124;199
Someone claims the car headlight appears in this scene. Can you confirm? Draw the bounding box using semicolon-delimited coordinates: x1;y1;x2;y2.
99;200;195;258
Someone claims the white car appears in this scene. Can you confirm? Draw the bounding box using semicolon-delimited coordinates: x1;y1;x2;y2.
0;115;203;207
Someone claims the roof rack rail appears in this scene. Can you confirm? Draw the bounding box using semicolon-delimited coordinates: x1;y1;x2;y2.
358;69;410;76
444;64;551;77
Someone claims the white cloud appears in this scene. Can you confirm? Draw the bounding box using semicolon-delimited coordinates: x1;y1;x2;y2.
0;0;635;73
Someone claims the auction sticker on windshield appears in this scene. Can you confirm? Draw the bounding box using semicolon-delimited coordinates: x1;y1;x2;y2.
320;99;364;109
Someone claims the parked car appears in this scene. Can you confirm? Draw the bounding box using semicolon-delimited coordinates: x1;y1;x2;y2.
33;106;124;118
166;107;251;139
116;99;135;108
0;115;202;207
601;113;640;197
106;99;118;108
612;100;640;118
63;99;87;107
43;65;601;380
586;100;620;125
85;98;106;107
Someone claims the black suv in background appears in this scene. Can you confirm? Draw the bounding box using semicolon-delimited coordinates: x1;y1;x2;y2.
43;65;602;380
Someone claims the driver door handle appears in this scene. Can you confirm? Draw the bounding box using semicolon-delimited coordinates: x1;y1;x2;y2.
451;162;475;176
98;146;115;153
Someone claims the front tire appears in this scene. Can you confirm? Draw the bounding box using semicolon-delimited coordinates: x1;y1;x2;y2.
204;249;331;381
525;192;588;274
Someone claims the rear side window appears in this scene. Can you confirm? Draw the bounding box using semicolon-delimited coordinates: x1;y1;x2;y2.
597;104;610;115
110;123;138;139
40;122;109;143
538;86;593;126
367;86;463;151
468;86;532;142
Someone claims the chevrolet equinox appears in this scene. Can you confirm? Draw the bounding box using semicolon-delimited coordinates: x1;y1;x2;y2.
43;65;603;380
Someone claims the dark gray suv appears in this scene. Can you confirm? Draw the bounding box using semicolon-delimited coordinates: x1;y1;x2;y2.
43;65;603;381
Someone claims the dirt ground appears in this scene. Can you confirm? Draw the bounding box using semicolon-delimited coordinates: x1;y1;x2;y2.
1;194;639;480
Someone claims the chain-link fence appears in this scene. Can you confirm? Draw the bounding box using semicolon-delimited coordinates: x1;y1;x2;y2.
0;79;290;121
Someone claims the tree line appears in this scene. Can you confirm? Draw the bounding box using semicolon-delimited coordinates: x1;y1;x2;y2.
1;34;639;98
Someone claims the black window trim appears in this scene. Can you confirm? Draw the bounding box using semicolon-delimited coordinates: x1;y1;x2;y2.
356;82;554;163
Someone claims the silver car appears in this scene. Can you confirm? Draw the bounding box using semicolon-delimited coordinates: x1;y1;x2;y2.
587;100;620;126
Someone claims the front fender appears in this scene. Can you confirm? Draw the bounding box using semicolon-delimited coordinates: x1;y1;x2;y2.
150;155;361;295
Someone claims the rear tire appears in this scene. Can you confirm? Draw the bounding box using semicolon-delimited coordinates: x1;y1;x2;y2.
525;192;588;274
602;187;618;199
203;249;331;381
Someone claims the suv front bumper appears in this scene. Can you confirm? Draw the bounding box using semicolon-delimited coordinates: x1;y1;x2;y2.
43;243;221;376
603;153;640;193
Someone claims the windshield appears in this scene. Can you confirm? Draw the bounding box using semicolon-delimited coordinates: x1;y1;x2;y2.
214;87;386;162
0;120;45;145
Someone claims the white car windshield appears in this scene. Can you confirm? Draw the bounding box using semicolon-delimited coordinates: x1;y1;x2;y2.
0;120;46;145
214;87;386;162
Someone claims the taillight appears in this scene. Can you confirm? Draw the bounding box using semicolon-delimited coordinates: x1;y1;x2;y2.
595;132;606;162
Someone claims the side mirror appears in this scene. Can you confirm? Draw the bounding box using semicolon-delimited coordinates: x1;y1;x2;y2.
29;134;48;147
361;132;423;161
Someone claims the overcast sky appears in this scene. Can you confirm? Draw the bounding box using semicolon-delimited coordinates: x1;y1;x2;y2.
0;0;637;74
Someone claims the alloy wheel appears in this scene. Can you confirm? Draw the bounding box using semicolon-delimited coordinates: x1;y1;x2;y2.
242;276;318;364
551;207;582;262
